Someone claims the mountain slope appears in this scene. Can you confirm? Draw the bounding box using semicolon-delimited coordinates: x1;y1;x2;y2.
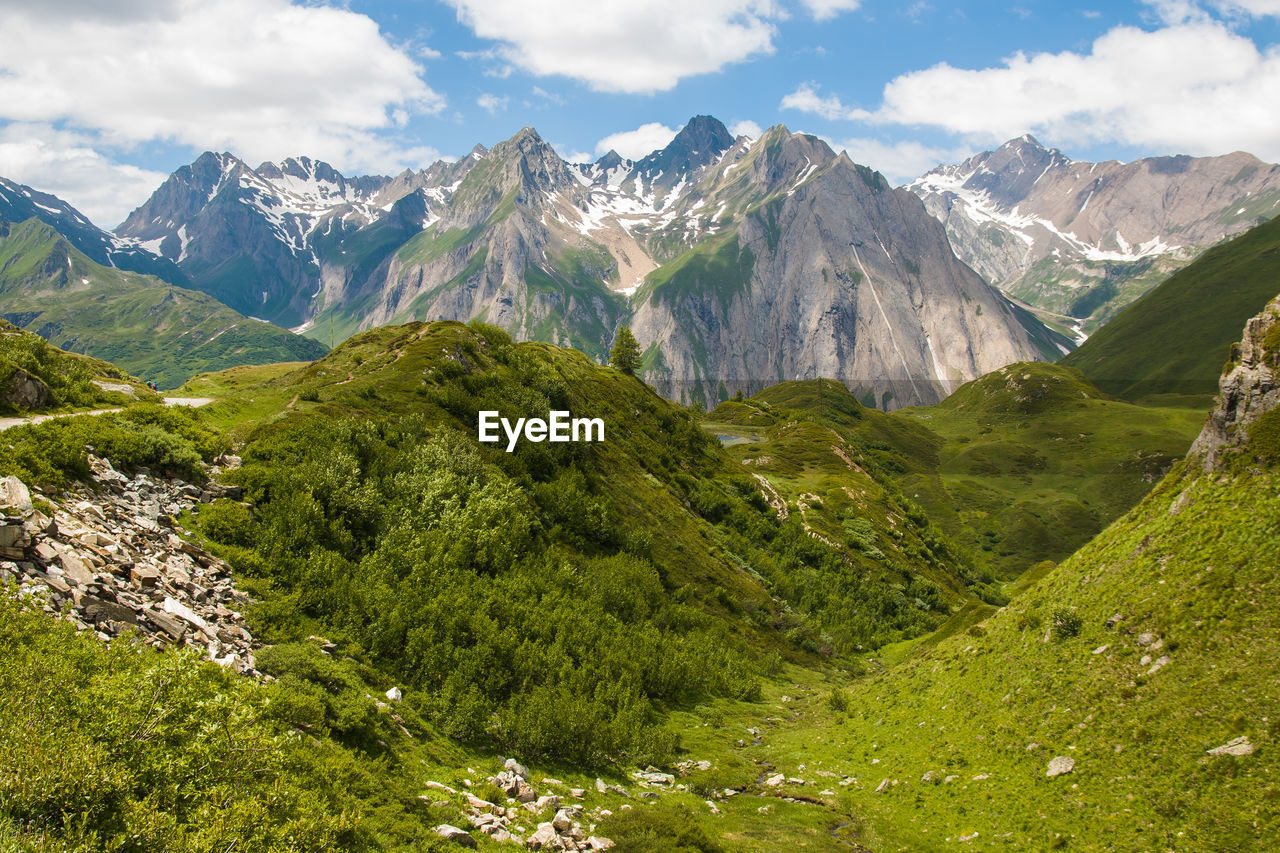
714;367;1203;580
0;175;187;284
758;291;1280;851
910;136;1280;336
0;216;327;387
629;126;1065;409
1061;213;1280;403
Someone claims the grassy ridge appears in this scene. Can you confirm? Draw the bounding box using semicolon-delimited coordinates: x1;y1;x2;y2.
1062;213;1280;404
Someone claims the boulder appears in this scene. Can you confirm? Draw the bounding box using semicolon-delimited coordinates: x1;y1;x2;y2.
526;823;559;849
434;825;477;848
0;368;49;411
505;757;531;780
1207;736;1255;757
0;476;32;514
1046;756;1075;778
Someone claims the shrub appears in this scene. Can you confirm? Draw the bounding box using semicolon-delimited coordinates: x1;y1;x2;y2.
1050;607;1083;640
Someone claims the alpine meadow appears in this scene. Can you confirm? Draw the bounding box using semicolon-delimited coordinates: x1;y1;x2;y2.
2;1;1279;851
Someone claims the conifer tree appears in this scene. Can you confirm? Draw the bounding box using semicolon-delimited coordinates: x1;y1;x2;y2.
609;325;641;376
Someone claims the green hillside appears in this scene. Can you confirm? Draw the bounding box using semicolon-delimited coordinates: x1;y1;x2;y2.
1062;213;1280;404
0;318;148;414
0;216;327;388
712;369;1203;580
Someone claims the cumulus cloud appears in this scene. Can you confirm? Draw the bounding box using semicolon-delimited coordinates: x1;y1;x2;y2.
793;14;1280;163
780;83;866;120
594;122;680;159
0;0;443;172
477;93;509;115
801;0;860;20
448;0;783;93
0;124;168;227
1211;0;1280;15
730;119;764;139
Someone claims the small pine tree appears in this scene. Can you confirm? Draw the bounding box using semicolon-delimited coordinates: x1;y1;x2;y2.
610;325;641;376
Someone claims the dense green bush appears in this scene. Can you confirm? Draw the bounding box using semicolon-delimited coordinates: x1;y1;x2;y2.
204;414;761;765
0;598;354;851
0;403;227;488
0;324;120;413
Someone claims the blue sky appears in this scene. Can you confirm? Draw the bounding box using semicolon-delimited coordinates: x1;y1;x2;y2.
1;0;1279;226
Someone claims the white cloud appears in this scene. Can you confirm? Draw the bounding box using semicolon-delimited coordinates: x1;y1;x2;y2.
800;0;860;20
846;18;1280;161
531;86;566;105
477;93;509;114
827;136;971;185
0;124;167;227
594;122;680;159
730;119;763;139
1212;0;1280;15
447;0;783;93
780;83;867;120
0;0;443;173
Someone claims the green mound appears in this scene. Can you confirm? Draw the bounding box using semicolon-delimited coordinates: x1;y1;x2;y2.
935;361;1106;417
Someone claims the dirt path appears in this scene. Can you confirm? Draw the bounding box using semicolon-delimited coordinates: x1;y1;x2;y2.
0;397;215;432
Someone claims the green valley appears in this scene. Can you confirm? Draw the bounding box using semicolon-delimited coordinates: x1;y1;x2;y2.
1;276;1277;852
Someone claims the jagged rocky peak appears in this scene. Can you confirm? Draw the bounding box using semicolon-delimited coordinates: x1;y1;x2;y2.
633;115;735;187
117;151;246;239
955;134;1073;201
486;126;577;198
595;149;625;171
1189;292;1280;470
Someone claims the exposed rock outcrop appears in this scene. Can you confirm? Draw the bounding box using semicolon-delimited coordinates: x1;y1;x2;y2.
1188;292;1280;470
0;456;260;674
0;366;50;410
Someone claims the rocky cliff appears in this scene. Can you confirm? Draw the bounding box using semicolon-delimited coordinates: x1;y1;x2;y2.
1188;292;1280;470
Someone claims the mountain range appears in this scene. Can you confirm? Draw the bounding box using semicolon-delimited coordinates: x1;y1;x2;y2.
0;215;326;387
111;117;1063;408
5;116;1279;406
909;136;1280;337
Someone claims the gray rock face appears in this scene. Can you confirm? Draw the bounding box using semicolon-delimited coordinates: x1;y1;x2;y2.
909;137;1280;335
631;144;1056;409
116;152;474;328
0;367;50;411
1188;293;1280;469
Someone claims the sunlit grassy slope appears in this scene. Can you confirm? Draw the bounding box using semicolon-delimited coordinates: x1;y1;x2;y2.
1062;213;1280;405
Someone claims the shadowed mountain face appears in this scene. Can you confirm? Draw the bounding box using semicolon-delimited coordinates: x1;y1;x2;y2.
0;175;188;285
909;136;1280;338
0;216;326;388
112;117;1063;408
